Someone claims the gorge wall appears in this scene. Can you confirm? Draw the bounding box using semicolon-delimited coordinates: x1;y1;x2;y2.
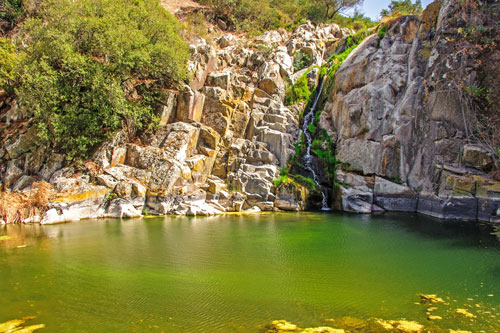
0;19;352;223
324;0;500;222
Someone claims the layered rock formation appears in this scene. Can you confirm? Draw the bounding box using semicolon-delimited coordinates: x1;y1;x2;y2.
0;21;352;223
324;0;500;222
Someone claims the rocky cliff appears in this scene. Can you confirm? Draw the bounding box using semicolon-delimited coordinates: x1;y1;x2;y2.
323;0;500;222
0;20;352;223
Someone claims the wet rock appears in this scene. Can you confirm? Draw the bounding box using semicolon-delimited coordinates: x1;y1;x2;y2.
475;177;500;222
373;177;417;212
302;328;343;333
418;293;444;304
266;320;298;332
389;320;423;333
417;195;477;221
455;308;476;318
333;169;374;213
274;181;307;211
0;317;45;333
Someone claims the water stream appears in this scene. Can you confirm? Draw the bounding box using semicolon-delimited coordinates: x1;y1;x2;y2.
302;75;330;210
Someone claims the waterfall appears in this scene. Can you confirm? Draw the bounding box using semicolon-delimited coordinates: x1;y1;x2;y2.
302;76;330;210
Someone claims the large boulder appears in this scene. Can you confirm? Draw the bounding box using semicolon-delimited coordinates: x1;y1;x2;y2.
462;144;494;171
274;181;307;211
373;177;418;212
333;169;375;214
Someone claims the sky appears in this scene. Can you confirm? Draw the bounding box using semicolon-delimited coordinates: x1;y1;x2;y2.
359;0;435;20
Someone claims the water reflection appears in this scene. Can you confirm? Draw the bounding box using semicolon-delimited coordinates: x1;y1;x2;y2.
0;214;499;332
0;224;50;249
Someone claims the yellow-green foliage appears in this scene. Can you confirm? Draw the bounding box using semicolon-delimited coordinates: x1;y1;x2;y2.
0;38;21;90
380;0;423;17
285;68;314;106
15;0;189;161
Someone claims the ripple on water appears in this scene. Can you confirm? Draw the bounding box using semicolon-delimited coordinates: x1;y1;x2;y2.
0;213;499;332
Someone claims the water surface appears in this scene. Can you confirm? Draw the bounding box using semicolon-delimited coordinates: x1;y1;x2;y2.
1;213;499;332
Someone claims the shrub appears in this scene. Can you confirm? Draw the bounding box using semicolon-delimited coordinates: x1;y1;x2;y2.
380;0;423;18
0;0;25;32
16;0;189;161
196;0;375;33
377;24;389;47
0;38;21;91
285;69;312;106
293;51;311;72
308;122;316;135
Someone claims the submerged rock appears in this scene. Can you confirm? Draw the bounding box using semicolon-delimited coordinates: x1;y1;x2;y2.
266;320;298;332
264;320;344;333
455;309;476;318
418;294;445;304
0;317;45;333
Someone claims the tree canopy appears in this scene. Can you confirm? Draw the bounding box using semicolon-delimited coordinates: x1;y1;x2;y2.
196;0;368;32
312;0;364;20
380;0;423;17
13;0;189;161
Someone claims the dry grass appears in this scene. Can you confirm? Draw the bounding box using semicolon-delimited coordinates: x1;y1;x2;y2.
380;14;406;27
0;181;54;223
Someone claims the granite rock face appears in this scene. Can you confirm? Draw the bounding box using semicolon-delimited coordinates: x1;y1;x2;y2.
0;21;350;223
325;1;500;222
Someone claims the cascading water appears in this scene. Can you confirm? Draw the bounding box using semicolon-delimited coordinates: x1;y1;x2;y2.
302;76;331;210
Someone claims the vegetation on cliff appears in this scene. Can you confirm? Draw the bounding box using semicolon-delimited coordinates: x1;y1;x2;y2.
195;0;375;33
380;0;423;17
0;38;20;91
0;0;26;33
282;30;369;196
3;0;189;162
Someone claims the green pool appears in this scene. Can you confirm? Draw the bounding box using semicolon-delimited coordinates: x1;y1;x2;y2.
1;213;499;332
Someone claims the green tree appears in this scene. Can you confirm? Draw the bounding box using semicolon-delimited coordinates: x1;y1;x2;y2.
16;0;189;161
380;0;423;17
312;0;363;20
